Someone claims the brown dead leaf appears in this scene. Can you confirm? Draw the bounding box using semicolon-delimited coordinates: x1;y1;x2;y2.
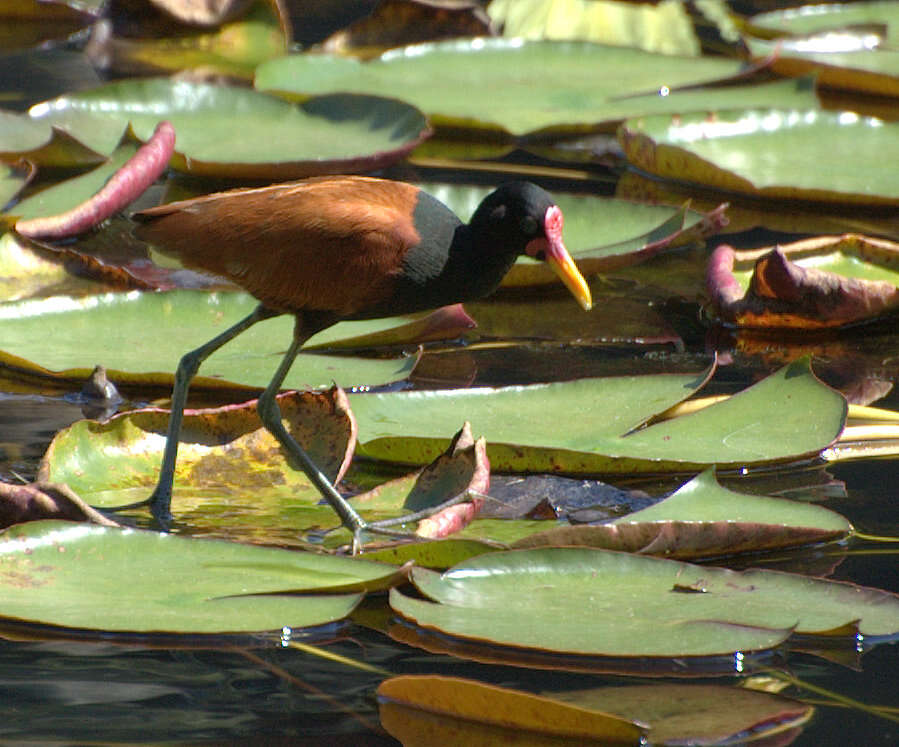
707;242;899;328
318;0;493;58
0;481;118;529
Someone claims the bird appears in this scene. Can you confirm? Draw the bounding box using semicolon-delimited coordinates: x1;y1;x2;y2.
117;175;592;546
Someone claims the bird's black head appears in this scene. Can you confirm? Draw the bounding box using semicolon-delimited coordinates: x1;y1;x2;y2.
469;182;592;310
469;181;557;258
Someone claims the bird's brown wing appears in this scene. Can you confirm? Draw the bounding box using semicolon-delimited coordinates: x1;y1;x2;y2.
134;176;425;315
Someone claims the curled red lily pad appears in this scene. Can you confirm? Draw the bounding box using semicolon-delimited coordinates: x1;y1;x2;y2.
707;242;899;328
15;121;175;240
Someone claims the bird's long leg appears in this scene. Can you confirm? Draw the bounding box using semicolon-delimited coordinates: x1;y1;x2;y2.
104;304;276;524
255;322;370;546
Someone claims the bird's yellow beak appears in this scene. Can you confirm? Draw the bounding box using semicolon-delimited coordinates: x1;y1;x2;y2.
546;246;592;311
531;204;592;311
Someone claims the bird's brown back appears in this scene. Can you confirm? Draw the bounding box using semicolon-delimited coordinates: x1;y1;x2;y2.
135;176;424;316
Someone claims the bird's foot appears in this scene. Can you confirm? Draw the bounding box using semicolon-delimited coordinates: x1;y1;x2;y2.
95;489;173;531
343;490;485;554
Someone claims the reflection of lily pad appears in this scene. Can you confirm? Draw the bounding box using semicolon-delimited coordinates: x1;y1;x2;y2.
619;108;899;205
26;78;429;177
391;547;899;657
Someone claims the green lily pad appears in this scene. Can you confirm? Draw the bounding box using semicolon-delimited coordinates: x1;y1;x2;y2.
0;290;414;391
26;78;429;176
619;108;899;205
0;159;30;209
352;358;845;472
0;109;105;168
746;1;899;96
256;39;764;137
0;520;401;634
391;546;899;657
362;538;503;569
10;140;138;221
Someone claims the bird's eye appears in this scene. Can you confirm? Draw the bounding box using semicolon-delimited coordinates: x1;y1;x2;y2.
519;215;539;235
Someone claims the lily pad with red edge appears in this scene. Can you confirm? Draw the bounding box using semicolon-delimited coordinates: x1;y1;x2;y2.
746;37;899;98
26;78;430;177
744;0;899;99
341;422;490;543
0;520;402;635
618;109;899;206
390;546;899;658
507;468;852;559
14;122;174;241
304;305;476;351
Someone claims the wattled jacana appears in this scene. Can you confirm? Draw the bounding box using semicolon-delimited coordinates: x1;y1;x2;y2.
122;176;592;545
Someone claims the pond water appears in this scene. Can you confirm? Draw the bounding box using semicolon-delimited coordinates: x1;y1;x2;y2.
1;311;897;744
